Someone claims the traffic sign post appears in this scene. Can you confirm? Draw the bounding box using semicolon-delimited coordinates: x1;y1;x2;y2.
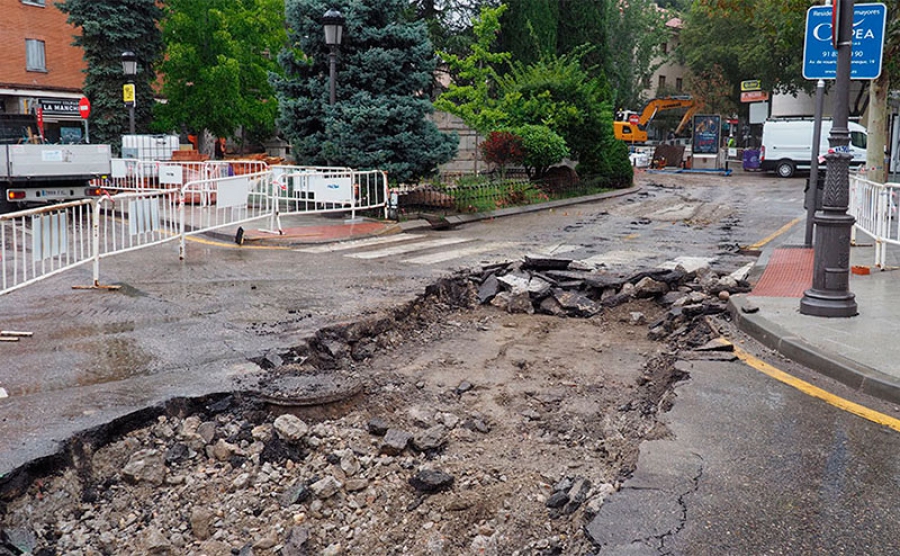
78;97;91;119
803;3;887;80
78;96;91;143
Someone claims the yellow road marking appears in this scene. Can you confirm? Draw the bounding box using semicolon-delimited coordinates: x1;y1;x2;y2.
730;341;900;433
746;217;802;251
184;235;291;250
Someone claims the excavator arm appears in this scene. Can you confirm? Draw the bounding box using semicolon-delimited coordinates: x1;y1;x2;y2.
614;96;696;143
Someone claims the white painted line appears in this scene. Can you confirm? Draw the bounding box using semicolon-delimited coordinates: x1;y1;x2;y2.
294;234;423;253
347;237;473;259
536;243;580;255
402;242;517;264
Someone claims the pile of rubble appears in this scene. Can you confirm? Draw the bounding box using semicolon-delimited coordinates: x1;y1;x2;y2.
281;255;751;376
0;256;752;556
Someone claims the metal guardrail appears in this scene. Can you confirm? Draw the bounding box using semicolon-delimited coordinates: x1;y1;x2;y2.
850;173;900;268
1;162;390;295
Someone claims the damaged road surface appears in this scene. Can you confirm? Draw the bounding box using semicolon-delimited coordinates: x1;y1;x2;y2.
0;257;748;555
6;172;900;554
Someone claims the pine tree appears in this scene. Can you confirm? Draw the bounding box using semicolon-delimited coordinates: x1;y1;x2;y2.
497;0;558;66
57;0;164;148
274;0;457;183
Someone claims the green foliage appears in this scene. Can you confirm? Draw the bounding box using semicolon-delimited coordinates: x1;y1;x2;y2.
497;0;558;66
56;0;164;147
153;0;286;145
436;10;631;186
604;0;670;110
557;1;608;79
511;124;568;179
681;0;813;111
274;0;457;183
495;53;623;179
433;5;511;133
405;0;498;59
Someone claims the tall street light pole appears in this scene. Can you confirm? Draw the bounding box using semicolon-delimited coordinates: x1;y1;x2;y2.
121;51;138;135
322;8;345;106
800;0;857;317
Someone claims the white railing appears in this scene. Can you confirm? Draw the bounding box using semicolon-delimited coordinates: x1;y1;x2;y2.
0;201;96;295
100;159;270;192
849;173;900;268
178;170;276;258
1;162;390;295
271;168;389;232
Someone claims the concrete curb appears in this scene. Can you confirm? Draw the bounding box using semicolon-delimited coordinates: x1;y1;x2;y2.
728;294;900;405
401;185;643;231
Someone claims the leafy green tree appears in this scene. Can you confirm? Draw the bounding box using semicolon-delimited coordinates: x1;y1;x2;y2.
57;0;164;147
512;124;568;179
437;7;632;187
604;0;670;110
153;0;286;153
406;0;499;57
274;0;457;183
680;0;812;109
433;5;511;132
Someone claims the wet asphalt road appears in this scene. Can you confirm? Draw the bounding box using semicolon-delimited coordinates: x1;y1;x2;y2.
3;170;900;553
589;355;900;555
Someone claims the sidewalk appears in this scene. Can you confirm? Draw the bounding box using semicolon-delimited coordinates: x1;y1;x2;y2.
730;221;900;404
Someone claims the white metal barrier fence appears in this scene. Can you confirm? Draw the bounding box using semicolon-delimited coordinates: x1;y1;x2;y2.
2;164;389;295
849;173;900;268
99;159;270;191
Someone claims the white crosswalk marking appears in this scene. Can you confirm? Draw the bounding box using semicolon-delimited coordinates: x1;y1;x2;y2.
402;242;517;264
295;234;424;253
347;237;474;260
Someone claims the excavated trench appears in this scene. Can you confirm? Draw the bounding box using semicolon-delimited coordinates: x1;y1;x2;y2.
0;258;748;555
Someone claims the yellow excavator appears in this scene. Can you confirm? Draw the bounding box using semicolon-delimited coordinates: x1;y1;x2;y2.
613;96;698;143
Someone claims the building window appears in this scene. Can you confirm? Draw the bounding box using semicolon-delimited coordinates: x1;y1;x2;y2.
22;0;46;6
658;75;666;90
676;78;683;92
26;39;46;72
661;42;668;54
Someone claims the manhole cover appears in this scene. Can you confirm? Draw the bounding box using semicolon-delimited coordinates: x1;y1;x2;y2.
250;366;362;406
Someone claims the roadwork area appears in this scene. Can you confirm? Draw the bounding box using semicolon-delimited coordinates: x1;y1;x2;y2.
1;257;750;555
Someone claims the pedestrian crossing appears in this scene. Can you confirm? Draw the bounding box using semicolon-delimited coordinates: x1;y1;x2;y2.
295;232;717;269
295;233;520;265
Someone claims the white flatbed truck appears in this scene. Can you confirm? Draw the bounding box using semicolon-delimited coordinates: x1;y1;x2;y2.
0;116;112;214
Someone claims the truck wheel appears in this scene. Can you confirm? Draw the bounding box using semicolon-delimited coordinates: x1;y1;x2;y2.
776;160;796;178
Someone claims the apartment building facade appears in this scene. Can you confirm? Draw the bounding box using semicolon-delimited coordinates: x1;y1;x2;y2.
1;0;87;143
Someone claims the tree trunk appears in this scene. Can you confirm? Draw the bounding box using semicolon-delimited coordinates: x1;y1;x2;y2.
866;74;888;183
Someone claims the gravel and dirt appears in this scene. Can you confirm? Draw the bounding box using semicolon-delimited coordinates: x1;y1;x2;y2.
1;249;748;555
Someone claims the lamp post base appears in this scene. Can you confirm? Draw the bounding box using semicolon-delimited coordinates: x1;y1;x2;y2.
799;287;857;317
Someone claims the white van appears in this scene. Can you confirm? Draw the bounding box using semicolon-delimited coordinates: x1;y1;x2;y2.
760;119;867;178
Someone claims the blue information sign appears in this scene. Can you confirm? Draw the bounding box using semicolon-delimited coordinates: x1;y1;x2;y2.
803;3;887;80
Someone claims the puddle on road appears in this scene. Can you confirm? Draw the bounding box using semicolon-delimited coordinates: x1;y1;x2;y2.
74;337;152;387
